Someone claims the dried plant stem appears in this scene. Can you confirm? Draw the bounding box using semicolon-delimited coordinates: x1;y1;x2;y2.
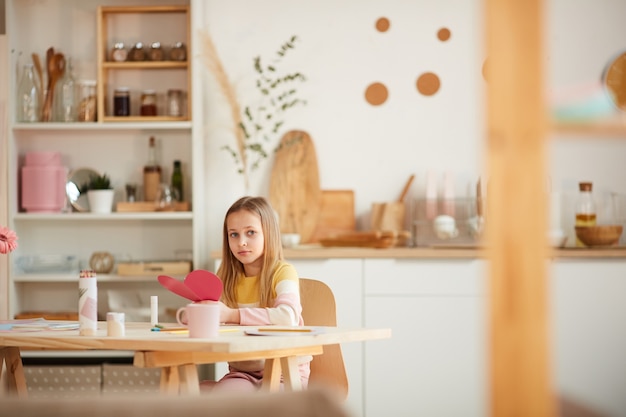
198;29;249;189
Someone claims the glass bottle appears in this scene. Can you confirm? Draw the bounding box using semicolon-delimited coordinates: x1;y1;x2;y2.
55;57;77;122
171;160;183;201
575;181;596;246
143;136;162;201
16;64;41;122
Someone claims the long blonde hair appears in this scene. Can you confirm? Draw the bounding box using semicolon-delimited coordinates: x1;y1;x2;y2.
217;196;284;308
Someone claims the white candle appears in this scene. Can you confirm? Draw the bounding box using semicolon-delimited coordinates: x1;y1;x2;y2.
150;295;158;327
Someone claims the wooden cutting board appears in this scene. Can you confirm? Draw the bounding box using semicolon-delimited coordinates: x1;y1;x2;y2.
310;190;356;242
269;130;321;243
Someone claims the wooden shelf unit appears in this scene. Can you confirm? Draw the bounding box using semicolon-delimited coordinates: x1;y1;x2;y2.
96;5;191;123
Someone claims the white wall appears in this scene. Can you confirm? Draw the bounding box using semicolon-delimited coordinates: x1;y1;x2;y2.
196;0;626;251
194;0;484;252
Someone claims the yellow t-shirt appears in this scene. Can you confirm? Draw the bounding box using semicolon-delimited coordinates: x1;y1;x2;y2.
237;261;303;326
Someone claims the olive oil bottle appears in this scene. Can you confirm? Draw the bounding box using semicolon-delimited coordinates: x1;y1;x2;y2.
143;136;161;201
575;181;596;246
171;160;183;201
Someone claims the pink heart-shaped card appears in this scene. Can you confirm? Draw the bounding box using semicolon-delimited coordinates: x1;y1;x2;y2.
184;270;223;301
157;270;223;302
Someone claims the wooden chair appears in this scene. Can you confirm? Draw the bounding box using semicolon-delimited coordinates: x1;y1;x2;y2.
299;278;349;400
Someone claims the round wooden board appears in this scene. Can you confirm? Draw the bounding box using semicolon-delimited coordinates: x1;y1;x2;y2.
269;130;321;243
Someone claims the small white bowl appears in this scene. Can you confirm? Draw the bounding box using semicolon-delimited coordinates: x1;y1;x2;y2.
281;233;301;248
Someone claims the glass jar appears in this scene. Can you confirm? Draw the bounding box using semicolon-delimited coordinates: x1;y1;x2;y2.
149;42;164;61
140;90;157;116
169;42;187;61
129;42;145;61
113;87;130;116
110;42;128;62
167;89;183;117
77;80;97;122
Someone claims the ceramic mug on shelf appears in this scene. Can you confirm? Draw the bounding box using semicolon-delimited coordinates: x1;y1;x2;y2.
176;302;220;338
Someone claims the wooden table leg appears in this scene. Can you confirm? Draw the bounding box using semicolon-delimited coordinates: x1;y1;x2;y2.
261;356;302;392
178;364;200;395
280;356;302;391
1;347;28;398
160;366;180;395
261;358;282;392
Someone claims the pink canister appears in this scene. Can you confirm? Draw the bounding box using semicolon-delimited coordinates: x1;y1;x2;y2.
21;152;67;213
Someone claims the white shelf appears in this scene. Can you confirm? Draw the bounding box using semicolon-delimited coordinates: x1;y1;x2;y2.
13;212;193;221
13;273;178;283
12;121;192;131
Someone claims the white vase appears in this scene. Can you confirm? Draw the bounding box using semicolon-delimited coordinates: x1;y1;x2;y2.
87;189;114;213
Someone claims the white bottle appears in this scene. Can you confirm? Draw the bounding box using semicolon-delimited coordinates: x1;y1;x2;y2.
79;269;98;336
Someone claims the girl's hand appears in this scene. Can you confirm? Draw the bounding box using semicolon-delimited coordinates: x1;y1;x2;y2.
218;301;240;324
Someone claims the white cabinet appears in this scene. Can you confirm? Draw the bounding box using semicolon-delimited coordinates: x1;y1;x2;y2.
362;258;487;417
549;259;626;417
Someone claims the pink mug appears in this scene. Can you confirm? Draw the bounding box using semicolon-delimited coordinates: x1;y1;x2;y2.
176;302;220;338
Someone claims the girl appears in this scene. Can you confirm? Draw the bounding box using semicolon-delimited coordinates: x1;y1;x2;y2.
201;196;310;392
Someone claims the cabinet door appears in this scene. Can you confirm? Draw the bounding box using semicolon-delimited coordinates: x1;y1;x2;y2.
550;260;626;417
363;259;486;417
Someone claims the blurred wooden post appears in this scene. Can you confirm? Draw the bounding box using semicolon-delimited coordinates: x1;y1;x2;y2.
484;0;556;416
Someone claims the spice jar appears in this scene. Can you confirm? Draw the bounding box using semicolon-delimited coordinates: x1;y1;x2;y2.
78;80;97;122
140;89;157;116
149;42;164;61
113;87;130;116
128;42;146;61
110;42;128;62
169;42;187;61
167;89;183;117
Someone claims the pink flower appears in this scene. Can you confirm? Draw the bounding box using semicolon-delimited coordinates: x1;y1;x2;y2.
0;226;18;254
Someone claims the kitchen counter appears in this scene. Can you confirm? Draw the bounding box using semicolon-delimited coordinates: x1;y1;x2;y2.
211;245;626;260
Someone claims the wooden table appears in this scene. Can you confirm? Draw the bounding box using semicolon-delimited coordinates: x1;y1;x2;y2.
0;322;391;397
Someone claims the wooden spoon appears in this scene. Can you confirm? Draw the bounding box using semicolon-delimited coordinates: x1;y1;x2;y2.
397;174;415;202
31;53;44;104
42;51;65;122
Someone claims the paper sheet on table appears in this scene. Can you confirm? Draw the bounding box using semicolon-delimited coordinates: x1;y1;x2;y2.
0;318;79;332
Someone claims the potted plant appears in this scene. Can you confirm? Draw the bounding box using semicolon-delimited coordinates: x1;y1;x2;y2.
81;173;114;213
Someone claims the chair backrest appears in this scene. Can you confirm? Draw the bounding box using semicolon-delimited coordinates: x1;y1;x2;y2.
299;278;349;400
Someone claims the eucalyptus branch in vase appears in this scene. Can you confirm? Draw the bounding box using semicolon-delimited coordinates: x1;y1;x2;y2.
200;31;307;189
